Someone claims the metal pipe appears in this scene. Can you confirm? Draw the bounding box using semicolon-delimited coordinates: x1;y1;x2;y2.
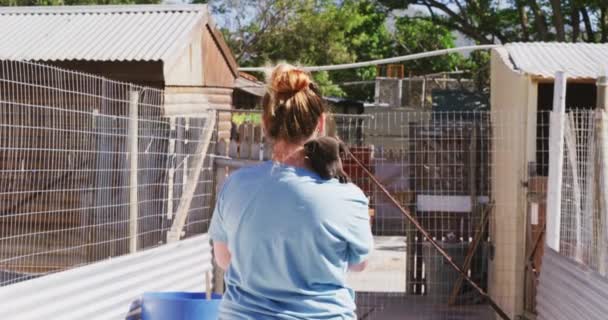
240;45;499;72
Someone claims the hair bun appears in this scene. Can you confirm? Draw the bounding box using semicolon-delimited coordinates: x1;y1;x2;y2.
270;64;311;94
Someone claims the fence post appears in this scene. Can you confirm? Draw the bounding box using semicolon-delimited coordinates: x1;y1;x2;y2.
420;77;426;108
167;117;176;220
596;74;608;274
546;71;567;252
374;77;380;106
397;78;403;107
128;89;140;253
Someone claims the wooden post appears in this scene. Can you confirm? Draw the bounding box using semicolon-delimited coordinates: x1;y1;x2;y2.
212;138;228;294
183;118;190;211
167;117;176;220
596;74;608;274
128;90;139;253
407;71;412;105
597;75;608;110
546;71;567;252
397;78;403;108
374;78;380;107
421;77;426;108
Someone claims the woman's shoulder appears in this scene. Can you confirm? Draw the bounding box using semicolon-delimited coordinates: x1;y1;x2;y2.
309;179;368;206
219;161;273;192
227;161;274;180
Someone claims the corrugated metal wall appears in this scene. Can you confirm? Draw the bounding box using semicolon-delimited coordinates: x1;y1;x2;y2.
537;246;608;320
0;234;212;320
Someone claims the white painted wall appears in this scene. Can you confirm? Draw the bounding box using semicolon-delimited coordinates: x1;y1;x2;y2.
489;47;530;319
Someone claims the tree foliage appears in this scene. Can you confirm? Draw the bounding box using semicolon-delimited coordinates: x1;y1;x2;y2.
393;17;462;74
0;0;158;4
379;0;608;43
215;0;458;97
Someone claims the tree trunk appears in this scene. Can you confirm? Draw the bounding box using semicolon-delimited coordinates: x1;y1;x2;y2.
572;2;580;42
581;7;596;42
516;0;530;41
549;0;565;41
528;0;548;40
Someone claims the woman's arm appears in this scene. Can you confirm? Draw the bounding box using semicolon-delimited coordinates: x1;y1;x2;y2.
213;241;231;270
345;194;374;273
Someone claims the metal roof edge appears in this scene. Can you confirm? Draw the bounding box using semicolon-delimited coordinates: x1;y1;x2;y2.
0;4;208;15
492;46;523;75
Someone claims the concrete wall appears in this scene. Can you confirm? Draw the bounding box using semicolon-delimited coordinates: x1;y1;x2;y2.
489;48;531;319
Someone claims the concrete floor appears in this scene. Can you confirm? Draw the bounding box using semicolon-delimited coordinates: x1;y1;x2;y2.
347;236;407;292
348;236;495;320
355;293;495;320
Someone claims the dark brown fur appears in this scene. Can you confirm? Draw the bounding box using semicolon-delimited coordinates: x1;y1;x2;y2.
304;136;350;183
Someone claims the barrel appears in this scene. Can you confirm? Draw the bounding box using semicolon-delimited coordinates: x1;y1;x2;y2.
142;292;222;320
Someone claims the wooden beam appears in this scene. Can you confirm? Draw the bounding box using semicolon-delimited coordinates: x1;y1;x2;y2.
546;71;567;252
597;75;608;110
167;118;176;220
448;203;493;306
128;90;140;253
596;74;608;274
527;219;546;270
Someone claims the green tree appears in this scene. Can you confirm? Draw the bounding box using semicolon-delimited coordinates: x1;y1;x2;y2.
216;0;392;96
329;0;393;100
379;0;608;43
392;16;462;74
0;0;159;4
216;0;468;98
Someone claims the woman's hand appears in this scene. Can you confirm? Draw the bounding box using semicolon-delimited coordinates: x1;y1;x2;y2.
348;260;368;272
213;241;231;270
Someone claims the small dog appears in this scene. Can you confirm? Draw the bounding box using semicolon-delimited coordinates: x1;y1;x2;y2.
304;136;350;183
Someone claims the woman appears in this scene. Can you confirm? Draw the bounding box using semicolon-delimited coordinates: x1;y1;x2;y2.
209;64;373;319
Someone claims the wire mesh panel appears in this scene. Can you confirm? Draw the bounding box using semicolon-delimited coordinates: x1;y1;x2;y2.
339;110;507;320
0;60;215;286
213;108;521;319
558;109;606;272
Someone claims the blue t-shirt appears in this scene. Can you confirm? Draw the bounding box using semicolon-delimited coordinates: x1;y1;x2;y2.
209;161;373;320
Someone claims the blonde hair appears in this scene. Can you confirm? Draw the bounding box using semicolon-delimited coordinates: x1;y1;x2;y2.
262;64;326;143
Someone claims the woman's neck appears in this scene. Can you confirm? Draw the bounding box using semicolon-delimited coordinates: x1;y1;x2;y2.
272;140;307;168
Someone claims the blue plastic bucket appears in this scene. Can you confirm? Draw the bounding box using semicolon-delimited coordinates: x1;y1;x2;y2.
142;292;222;320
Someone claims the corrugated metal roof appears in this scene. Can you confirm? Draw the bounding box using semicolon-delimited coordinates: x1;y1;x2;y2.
537;247;608;320
504;42;608;79
0;5;208;62
235;77;266;97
